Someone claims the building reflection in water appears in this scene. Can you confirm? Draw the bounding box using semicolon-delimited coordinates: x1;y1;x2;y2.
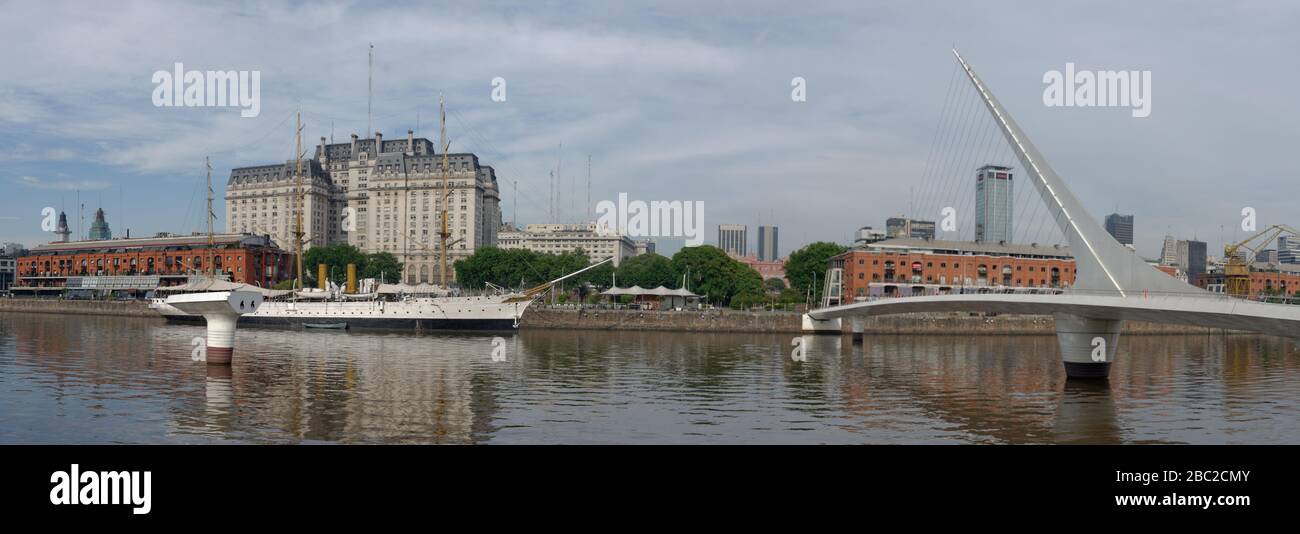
3;312;1299;444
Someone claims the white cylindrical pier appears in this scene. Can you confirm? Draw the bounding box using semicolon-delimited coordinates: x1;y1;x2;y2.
165;291;262;365
1054;313;1121;379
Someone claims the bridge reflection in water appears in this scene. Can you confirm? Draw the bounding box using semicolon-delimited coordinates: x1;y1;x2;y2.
2;313;1298;444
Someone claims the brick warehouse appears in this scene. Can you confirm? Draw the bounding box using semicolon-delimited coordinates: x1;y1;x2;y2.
829;238;1077;300
13;233;295;292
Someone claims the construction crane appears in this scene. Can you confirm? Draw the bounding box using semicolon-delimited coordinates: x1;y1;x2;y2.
1223;224;1300;298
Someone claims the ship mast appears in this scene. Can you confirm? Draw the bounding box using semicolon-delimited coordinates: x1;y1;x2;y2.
294;110;306;293
206;156;215;278
437;94;462;287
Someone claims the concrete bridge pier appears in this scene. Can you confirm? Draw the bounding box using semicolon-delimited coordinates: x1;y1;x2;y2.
1054;313;1121;379
801;314;842;335
165;291;262;365
850;318;865;344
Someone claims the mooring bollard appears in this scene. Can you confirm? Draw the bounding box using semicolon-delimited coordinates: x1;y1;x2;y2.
164;291;262;365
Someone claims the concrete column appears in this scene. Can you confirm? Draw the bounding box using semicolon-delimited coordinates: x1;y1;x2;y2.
801;313;842;335
1053;313;1121;379
851;318;865;344
165;291;262;366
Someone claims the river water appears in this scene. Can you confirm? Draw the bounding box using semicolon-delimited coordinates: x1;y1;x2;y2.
1;312;1297;444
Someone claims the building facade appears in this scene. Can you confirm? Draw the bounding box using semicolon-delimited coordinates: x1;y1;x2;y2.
1195;262;1300;297
718;224;747;257
757;225;779;262
885;217;936;240
975;164;1014;243
1279;236;1300;264
1159;235;1179;266
1104;213;1134;246
13;233;294;293
829;238;1076;300
228;132;503;285
735;255;787;286
0;256;15;291
497;222;636;266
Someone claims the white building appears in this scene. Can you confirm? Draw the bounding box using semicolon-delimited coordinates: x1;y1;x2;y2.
227;131;503;285
498;222;635;266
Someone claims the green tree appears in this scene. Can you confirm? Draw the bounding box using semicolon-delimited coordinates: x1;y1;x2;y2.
764;277;787;292
670;245;763;306
302;244;368;286
362;252;403;282
615;253;676;288
785;241;848;301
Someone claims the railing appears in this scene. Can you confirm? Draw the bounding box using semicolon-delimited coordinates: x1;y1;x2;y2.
844;287;1300;306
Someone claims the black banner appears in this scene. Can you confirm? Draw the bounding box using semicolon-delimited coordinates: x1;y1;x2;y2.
2;445;1290;523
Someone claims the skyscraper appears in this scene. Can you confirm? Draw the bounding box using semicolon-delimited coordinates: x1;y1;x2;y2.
757;225;779;261
1104;213;1134;246
975;165;1014;243
718;224;747;257
1159;235;1178;265
1280;236;1300;264
1181;239;1207;282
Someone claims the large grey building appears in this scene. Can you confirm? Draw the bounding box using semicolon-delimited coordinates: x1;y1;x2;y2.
227;131;503;285
757;225;778;261
718;224;747;257
1104;213;1134;246
1280;236;1300;264
1180;239;1207;281
975;164;1014;243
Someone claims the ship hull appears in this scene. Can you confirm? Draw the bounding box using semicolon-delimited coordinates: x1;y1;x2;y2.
151;296;530;333
159;313;518;332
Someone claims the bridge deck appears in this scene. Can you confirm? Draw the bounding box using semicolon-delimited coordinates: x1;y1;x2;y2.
809;293;1300;339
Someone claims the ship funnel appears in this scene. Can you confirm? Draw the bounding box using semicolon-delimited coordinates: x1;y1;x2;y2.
318;264;328;290
347;264;357;294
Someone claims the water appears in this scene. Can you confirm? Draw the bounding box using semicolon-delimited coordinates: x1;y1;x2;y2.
2;312;1298;444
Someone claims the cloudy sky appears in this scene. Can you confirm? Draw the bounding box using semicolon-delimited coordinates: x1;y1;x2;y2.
1;1;1296;259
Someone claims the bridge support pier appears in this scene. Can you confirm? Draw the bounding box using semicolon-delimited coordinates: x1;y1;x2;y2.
1054;314;1121;379
801;314;842;335
850;318;865;344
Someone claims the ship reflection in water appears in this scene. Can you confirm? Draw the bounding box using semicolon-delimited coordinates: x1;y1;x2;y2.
1;313;1298;444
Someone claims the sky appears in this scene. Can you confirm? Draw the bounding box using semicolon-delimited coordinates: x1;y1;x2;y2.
1;1;1296;260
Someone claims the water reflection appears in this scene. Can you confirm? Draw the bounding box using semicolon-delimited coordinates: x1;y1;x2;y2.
1;313;1298;444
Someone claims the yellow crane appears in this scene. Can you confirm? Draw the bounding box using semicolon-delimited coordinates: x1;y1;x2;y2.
1223;224;1300;298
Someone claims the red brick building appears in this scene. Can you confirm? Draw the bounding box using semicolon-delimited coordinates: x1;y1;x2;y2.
1194;262;1300;297
14;233;295;292
733;254;788;287
829;238;1076;300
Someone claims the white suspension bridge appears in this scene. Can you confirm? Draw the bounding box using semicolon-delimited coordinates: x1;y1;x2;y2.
804;49;1300;379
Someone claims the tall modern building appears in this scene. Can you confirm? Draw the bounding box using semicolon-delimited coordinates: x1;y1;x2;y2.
974;165;1014;243
227;131;503;285
1104;213;1134;246
1181;239;1207;281
885;217;936;240
1280;236;1300;264
718;224;747;257
1159;235;1179;265
757;225;779;261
